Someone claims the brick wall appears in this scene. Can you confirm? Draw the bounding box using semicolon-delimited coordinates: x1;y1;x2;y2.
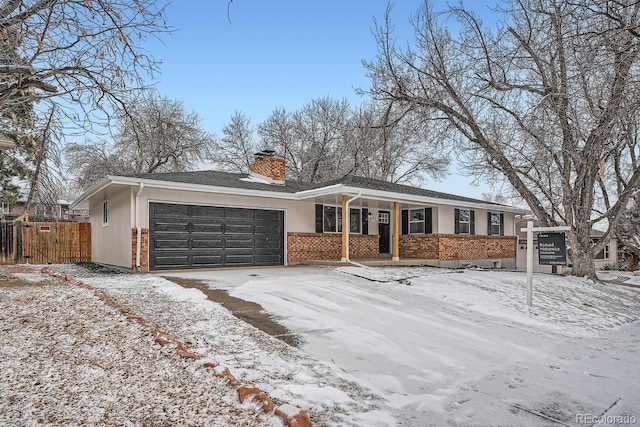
399;234;516;260
399;234;440;259
287;232;379;263
131;228;149;269
249;155;285;182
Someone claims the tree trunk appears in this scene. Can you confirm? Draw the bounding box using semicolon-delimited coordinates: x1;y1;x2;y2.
570;248;597;279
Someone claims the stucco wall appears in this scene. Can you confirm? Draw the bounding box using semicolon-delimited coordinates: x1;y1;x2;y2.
90;188;133;268
437;206;515;236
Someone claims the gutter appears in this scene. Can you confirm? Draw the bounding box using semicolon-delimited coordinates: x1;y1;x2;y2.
135;182;144;269
343;191;367;267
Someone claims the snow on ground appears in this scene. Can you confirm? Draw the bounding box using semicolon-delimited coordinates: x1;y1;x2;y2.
4;264;640;426
165;265;640;426
0;280;277;427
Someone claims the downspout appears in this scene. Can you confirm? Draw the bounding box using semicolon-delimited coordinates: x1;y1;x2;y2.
135;182;144;270
345;191;367;267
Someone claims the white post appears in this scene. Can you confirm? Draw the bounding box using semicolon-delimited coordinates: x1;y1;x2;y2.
526;220;534;307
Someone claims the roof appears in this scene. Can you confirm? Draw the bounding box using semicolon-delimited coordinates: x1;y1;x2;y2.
305;175;505;206
72;169;523;212
125;170;309;193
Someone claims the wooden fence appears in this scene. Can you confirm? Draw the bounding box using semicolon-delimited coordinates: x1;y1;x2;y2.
0;221;91;264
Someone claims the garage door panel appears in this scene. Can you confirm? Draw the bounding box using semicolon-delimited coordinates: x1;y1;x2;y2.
153;239;190;250
191;238;223;249
225;208;253;219
149;202;283;270
224;254;255;264
254;238;281;249
191;222;223;234
225;237;254;249
191;205;224;218
153;221;190;233
152;203;190;217
255;254;283;264
254;224;277;234
225;223;254;234
255;210;280;220
192;255;224;266
152;255;190;267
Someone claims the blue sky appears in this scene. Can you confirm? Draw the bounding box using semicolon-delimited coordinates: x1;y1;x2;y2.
150;1;499;198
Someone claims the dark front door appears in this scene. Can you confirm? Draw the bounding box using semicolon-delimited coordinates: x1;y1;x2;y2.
378;210;390;254
148;202;284;270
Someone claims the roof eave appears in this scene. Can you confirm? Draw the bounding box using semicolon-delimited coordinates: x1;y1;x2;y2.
297;184;527;213
72;175;300;209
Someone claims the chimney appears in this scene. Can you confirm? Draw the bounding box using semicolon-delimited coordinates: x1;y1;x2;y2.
249;150;286;184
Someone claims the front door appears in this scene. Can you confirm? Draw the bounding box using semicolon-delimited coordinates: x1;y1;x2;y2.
378;210;390;254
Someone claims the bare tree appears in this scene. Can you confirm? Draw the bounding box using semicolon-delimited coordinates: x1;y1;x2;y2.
210;110;258;173
0;0;170;205
365;1;640;279
0;0;170;125
257;97;450;184
348;102;449;183
66;93;214;189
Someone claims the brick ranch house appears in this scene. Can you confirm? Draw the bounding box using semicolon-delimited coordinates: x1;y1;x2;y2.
71;152;525;271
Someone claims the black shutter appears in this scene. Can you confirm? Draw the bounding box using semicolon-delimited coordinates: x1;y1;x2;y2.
425;208;433;234
402;210;409;235
487;211;493;236
315;204;323;233
500;213;504;236
362;208;368;235
470;210;476;235
454;208;460;234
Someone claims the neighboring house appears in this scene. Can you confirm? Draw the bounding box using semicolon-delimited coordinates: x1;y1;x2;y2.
515;219;618;273
2;197;89;222
71;151;525;271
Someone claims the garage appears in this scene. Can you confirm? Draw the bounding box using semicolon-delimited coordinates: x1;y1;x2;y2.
148;202;284;270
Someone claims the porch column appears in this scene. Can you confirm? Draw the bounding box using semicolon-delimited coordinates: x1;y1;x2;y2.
392;201;400;261
341;194;348;261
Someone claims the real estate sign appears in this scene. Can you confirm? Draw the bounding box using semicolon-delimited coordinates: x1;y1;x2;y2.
538;233;567;265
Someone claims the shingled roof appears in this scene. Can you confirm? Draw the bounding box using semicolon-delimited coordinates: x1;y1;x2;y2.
126;170;505;206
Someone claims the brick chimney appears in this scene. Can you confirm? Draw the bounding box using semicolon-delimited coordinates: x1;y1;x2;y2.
249;150;285;184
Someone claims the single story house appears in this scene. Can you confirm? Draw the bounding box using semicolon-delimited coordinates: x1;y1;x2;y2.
71;152;525;271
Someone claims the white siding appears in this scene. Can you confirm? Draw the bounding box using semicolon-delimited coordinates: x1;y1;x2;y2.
90;188;132;268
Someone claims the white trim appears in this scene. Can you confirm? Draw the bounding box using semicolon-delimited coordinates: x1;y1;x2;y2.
72;176;527;214
135;183;144;269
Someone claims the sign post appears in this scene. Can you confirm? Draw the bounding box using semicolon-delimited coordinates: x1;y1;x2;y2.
520;221;571;307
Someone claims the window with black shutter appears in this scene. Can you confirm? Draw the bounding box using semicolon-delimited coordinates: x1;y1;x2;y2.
455;209;475;235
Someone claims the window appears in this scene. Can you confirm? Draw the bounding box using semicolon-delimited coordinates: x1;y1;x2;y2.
323;206;361;233
323;206;340;233
458;209;471;234
102;201;108;226
349;208;361;233
455;208;475;234
488;212;503;236
410;208;425;234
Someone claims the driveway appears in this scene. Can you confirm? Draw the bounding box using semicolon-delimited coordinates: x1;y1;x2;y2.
161;265;640;426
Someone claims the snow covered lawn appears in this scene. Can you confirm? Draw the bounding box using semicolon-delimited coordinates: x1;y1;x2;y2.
0;276;275;426
4;264;639;426
164;266;640;426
